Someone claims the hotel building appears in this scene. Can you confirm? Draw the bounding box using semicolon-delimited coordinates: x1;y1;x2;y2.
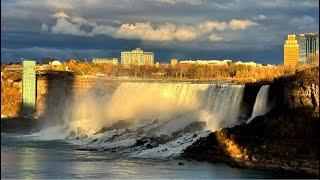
284;34;299;67
121;48;154;67
284;33;319;67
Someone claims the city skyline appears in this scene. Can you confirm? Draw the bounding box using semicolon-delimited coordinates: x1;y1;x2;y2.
1;0;319;64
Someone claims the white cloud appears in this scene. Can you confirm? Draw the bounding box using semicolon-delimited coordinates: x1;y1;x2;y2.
229;19;258;30
41;23;49;32
252;14;267;21
210;2;237;9
174;27;198;41
114;22;198;41
52;11;70;19
208;33;223;41
46;1;74;10
198;21;228;32
45;11;260;41
289;15;317;30
51;19;87;36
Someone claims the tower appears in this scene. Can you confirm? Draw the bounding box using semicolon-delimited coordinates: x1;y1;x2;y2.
284;34;299;67
22;60;36;116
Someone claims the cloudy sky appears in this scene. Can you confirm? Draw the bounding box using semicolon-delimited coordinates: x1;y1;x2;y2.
1;0;319;64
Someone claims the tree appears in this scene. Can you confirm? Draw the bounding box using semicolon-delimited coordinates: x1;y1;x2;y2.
229;70;237;78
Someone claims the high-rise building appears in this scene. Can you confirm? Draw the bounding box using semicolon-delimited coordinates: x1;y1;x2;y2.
296;33;319;63
121;48;154;67
284;34;299;67
22;60;36;116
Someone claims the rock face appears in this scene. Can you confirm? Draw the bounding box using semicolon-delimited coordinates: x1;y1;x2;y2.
285;82;319;115
182;67;319;178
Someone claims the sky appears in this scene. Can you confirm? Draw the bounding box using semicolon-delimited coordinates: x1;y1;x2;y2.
1;0;319;64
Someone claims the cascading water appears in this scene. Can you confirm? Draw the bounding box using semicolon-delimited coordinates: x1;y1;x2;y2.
102;83;245;131
246;85;270;124
35;82;245;158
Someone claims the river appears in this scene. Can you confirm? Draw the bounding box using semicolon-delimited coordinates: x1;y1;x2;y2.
2;133;297;179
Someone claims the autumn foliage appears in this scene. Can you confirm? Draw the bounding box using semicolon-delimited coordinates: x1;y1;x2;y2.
1;61;317;117
65;61;287;83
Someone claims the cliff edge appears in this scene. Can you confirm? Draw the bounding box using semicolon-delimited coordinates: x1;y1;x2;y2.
182;66;319;177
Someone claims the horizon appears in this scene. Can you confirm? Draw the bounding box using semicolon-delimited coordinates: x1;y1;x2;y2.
1;0;319;64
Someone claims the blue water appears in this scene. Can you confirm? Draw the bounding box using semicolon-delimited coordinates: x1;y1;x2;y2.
1;133;296;179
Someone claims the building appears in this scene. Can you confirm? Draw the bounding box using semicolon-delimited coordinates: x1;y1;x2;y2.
179;59;232;65
22;60;36;116
51;60;62;66
234;61;262;67
121;48;154;67
296;33;319;63
284;34;299;67
171;59;178;67
179;60;197;64
155;62;160;68
92;58;118;65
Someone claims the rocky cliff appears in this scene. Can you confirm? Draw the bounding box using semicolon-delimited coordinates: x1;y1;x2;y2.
182;67;319;177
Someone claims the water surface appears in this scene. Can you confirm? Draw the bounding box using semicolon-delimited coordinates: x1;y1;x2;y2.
1;133;296;179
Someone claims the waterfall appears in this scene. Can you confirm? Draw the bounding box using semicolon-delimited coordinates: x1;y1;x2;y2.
101;82;245;131
246;85;270;124
33;82;246;158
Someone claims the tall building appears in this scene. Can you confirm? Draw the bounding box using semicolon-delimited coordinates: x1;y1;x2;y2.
296;33;319;63
121;48;154;67
92;58;118;65
284;34;299;67
22;60;36;116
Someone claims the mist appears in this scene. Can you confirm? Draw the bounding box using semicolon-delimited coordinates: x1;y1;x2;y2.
55;82;245;136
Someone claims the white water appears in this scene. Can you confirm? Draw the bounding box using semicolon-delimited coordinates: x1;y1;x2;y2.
246;85;270;124
34;82;245;158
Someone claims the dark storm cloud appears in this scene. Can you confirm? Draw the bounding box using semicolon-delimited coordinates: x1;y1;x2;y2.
1;0;319;64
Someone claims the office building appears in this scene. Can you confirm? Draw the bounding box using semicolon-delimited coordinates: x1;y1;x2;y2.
92;58;118;65
284;34;299;67
121;48;154;67
22;60;36;115
296;33;319;63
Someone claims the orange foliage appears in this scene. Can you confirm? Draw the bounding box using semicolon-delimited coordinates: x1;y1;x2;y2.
1;82;22;116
